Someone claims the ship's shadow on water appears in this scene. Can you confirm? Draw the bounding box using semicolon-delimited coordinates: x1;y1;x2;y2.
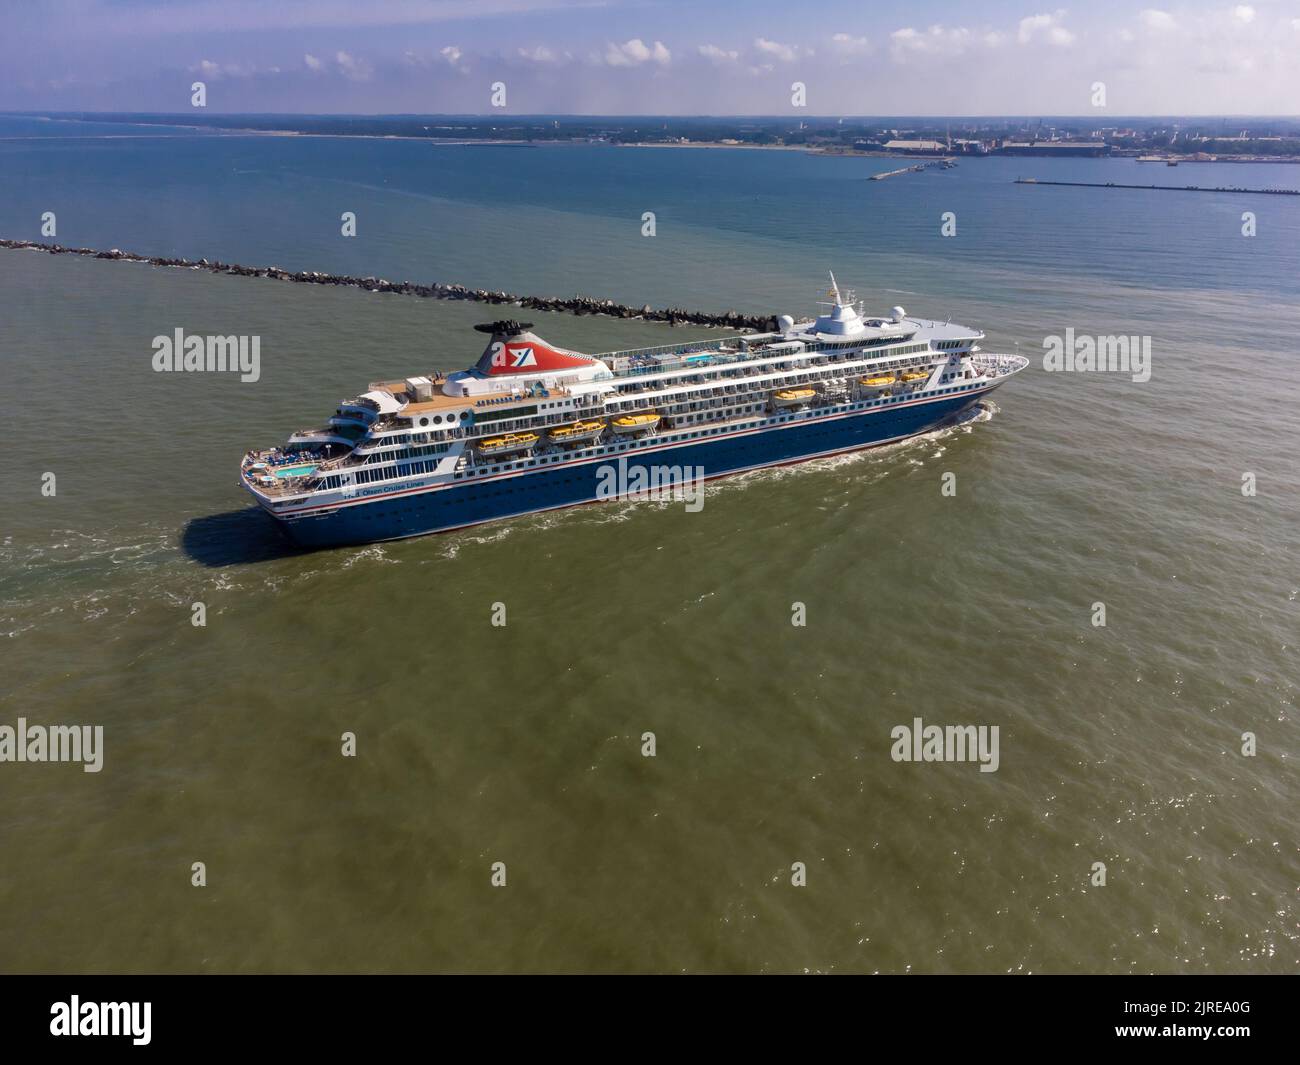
181;507;306;566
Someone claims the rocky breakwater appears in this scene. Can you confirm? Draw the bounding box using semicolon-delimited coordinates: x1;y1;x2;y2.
0;239;779;332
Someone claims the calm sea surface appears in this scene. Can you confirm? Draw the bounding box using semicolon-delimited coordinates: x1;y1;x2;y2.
0;116;1296;972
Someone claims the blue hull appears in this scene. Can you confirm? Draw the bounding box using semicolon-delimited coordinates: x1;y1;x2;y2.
273;391;989;548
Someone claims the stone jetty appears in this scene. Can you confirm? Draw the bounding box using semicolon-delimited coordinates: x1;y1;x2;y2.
0;238;778;332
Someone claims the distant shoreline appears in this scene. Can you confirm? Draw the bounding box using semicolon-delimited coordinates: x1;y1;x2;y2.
0;118;942;156
7;114;1300;162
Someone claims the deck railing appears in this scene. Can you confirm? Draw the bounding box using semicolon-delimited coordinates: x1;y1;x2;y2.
970;353;1030;375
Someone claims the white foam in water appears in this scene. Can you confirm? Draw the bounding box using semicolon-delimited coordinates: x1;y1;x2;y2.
340;544;399;569
714;400;999;490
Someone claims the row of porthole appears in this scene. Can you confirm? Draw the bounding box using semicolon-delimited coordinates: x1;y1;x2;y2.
454;410;823;481
438;387;980;485
454;421;870;493
451;393;945;482
415;411;473;428
436;402;947;491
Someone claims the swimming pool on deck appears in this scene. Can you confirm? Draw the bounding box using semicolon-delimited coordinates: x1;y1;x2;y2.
273;464;318;478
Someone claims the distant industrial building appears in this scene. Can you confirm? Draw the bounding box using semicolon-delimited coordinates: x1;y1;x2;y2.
852;136;990;156
882;139;947;153
997;140;1110;157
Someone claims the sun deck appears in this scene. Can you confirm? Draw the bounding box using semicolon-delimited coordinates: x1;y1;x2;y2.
368;376;572;416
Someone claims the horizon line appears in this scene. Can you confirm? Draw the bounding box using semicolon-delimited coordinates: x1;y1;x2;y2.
8;110;1300;121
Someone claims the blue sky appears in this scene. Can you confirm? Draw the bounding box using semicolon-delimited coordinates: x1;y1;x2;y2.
3;1;1295;114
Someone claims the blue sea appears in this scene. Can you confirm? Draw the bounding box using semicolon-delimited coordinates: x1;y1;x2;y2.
0;114;1296;972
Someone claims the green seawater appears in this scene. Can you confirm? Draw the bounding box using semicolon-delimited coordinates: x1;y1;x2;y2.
0;121;1296;972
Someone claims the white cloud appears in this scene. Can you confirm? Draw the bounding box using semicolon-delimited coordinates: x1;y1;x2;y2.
829;33;870;57
334;50;372;81
890;25;973;58
1018;11;1075;47
25;2;1300;116
1140;10;1176;31
518;45;559;63
191;58;255;79
603;38;670;67
754;38;803;63
399;46;468;72
698;44;740;65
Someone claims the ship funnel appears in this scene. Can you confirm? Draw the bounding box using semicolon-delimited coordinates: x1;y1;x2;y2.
474;320;534;337
470;321;602;378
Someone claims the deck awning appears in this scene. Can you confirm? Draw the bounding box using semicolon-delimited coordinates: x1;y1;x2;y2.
360;390;403;414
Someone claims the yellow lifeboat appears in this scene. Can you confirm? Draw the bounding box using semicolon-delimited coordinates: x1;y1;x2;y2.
772;387;816;408
477;431;539;456
549;419;605;445
611;412;660;435
860;375;894;388
901;371;929;383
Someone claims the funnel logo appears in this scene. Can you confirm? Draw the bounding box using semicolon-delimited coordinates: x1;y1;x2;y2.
480;336;593;376
487;342;537;368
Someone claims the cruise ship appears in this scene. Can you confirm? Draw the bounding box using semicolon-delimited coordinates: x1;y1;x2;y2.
240;277;1029;548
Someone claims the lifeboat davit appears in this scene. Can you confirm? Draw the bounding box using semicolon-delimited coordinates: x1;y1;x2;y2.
477;431;539;456
549;419;605;445
772;387;816;408
611;412;660;435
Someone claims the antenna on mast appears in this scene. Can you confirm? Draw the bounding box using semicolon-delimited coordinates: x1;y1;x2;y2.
817;270;860;316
